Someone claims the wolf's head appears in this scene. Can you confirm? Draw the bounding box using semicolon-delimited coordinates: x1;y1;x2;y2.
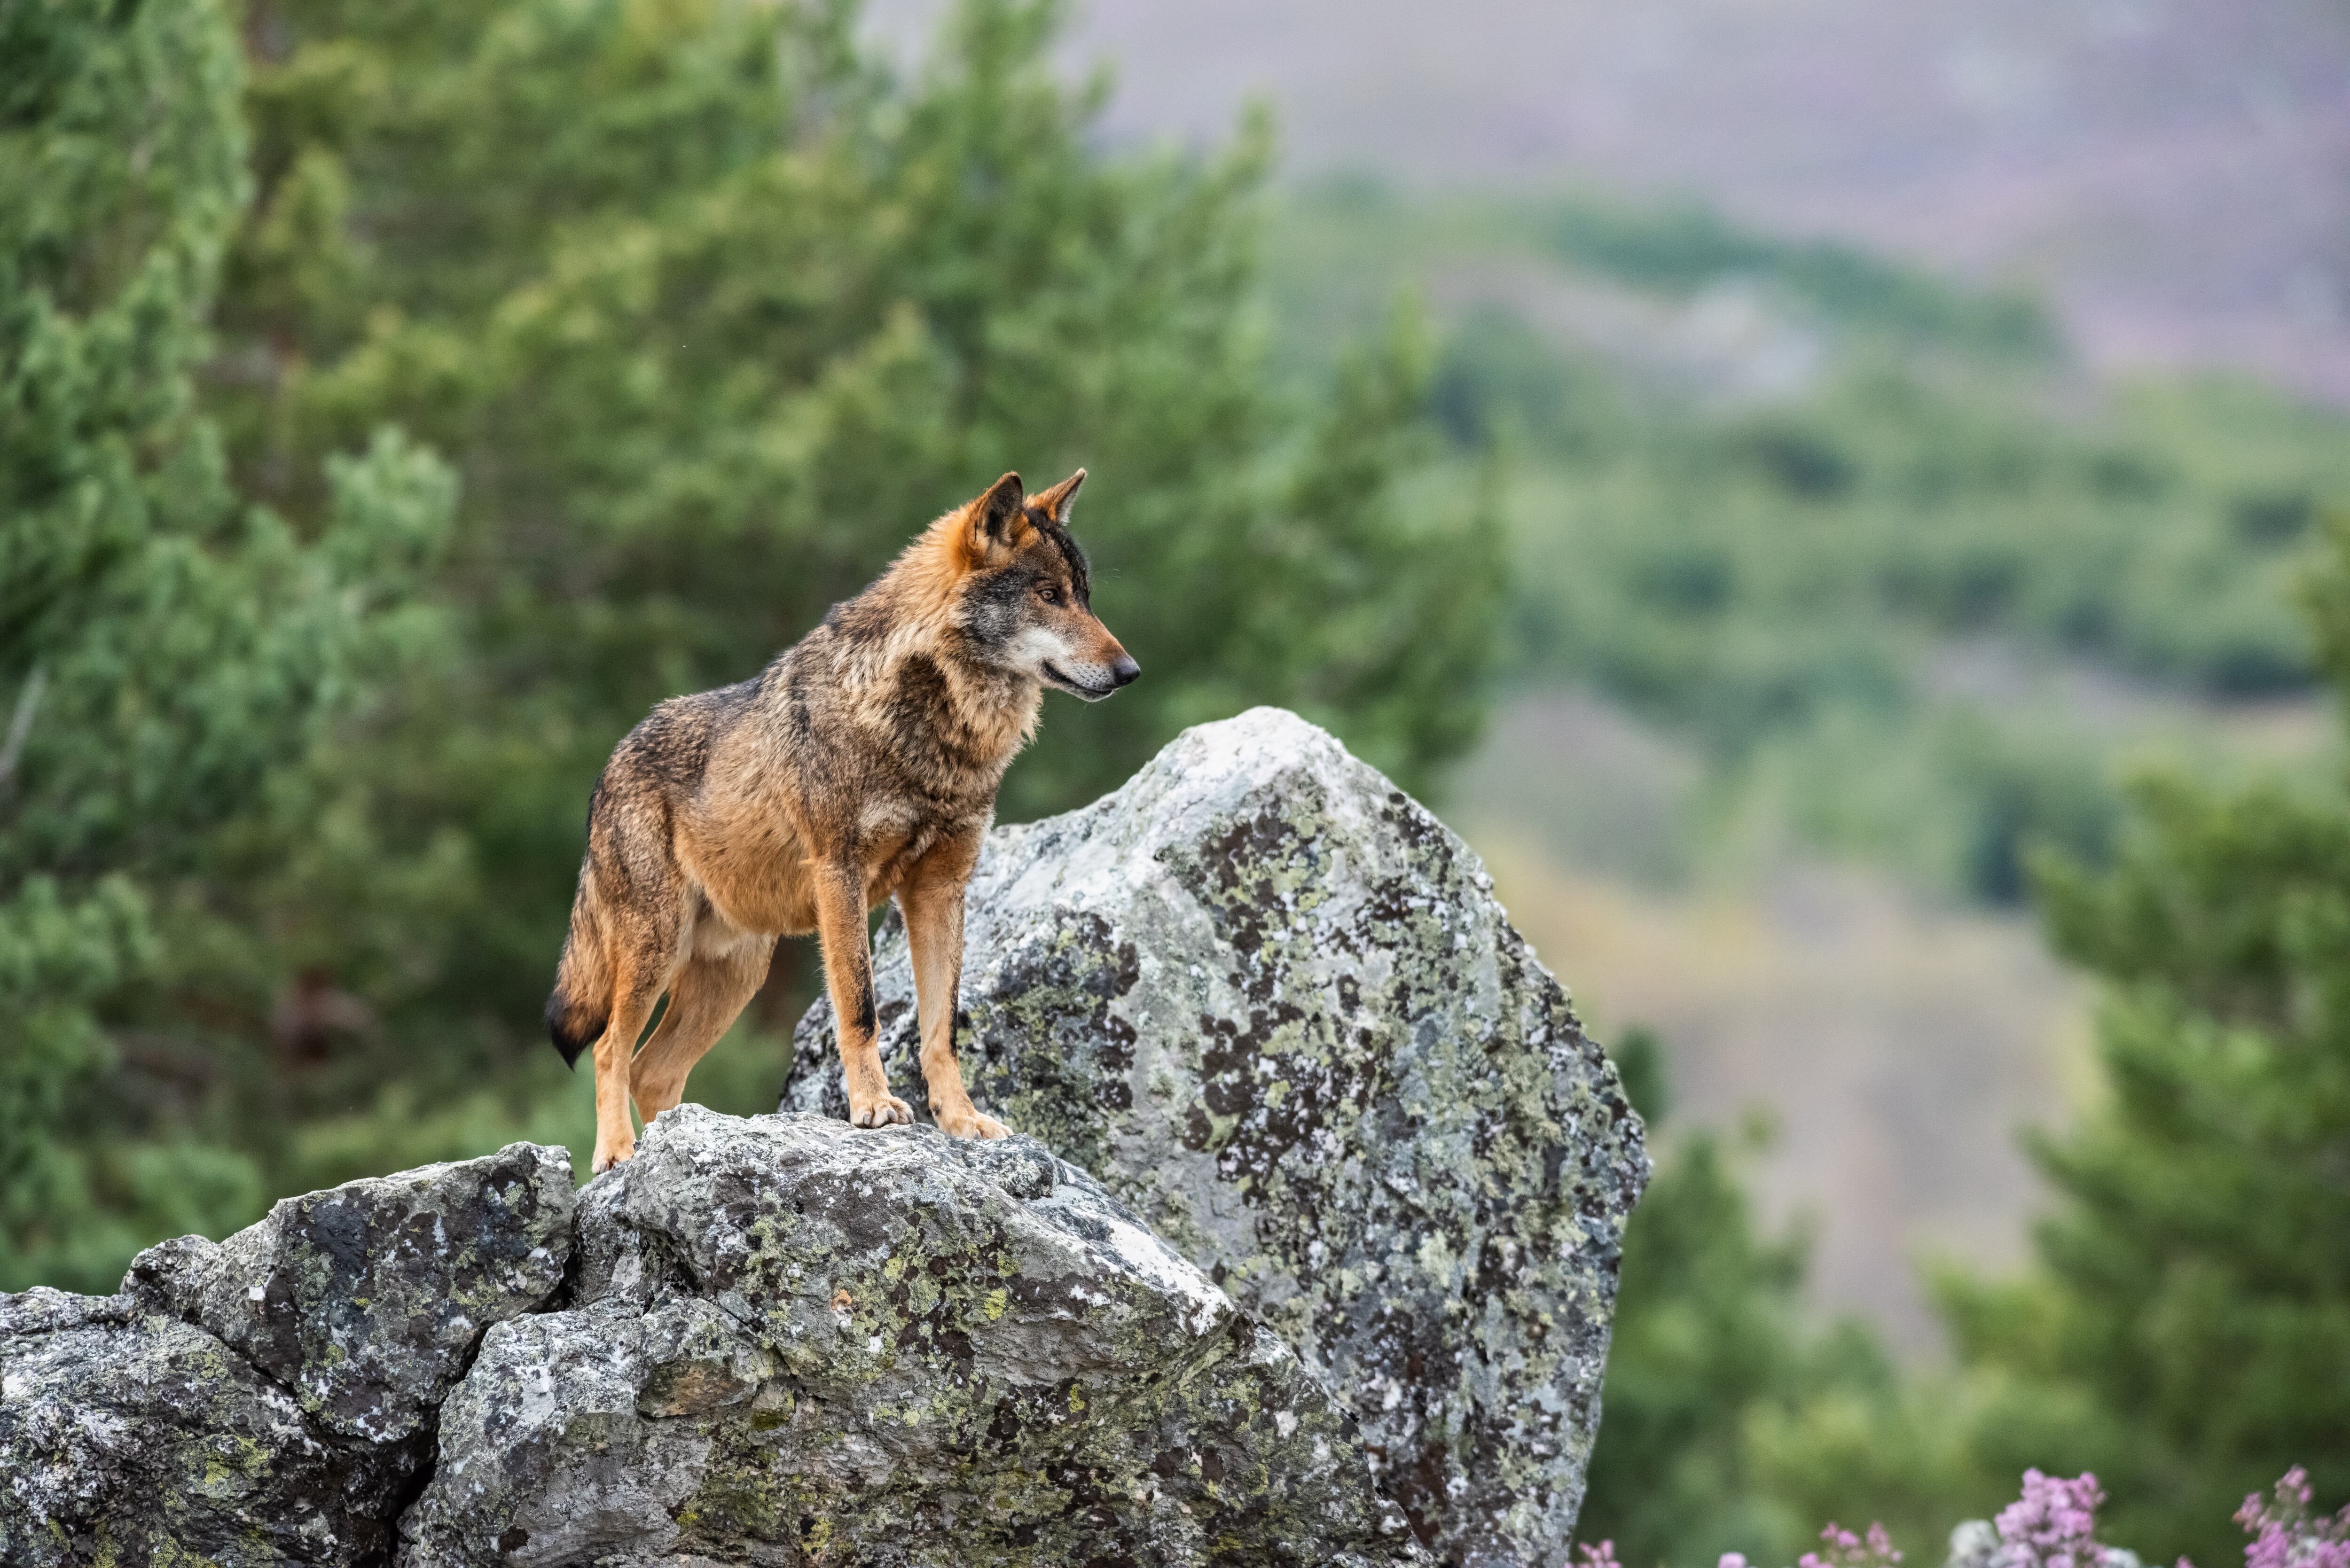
950;469;1138;701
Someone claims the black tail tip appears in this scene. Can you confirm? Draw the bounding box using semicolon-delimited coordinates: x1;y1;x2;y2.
545;992;603;1070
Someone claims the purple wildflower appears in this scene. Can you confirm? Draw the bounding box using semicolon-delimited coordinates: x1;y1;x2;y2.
1577;1540;1624;1568
1996;1470;2109;1568
1801;1521;1904;1568
2237;1467;2350;1568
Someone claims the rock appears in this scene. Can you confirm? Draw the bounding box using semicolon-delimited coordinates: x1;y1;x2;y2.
397;1105;1424;1567
3;710;1649;1566
0;1142;575;1566
0;1313;406;1566
785;707;1651;1567
124;1140;576;1446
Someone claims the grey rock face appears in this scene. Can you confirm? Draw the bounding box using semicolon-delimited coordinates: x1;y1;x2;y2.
398;1105;1424;1567
1;1314;405;1565
127;1140;576;1445
785;707;1651;1566
0;1143;575;1566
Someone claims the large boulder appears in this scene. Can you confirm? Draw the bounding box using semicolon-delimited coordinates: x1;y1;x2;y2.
786;707;1651;1566
0;1142;575;1566
397;1105;1424;1566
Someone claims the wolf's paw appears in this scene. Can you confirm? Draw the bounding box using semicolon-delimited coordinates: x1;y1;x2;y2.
591;1137;636;1175
935;1105;1010;1139
849;1091;913;1128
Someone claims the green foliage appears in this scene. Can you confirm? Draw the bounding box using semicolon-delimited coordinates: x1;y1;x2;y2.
216;0;1494;790
0;0;454;1290
1578;1087;1826;1568
2;0;1498;1288
1277;178;2350;905
1497;366;2346;720
1580;1030;1990;1568
196;0;1496;1139
1543;195;2058;360
1473;346;2350;899
1935;533;2350;1560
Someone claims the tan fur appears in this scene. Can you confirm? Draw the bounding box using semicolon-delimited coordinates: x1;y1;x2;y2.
546;471;1135;1172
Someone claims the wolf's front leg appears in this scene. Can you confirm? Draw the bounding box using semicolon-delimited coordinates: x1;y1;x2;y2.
815;861;912;1128
901;833;1007;1140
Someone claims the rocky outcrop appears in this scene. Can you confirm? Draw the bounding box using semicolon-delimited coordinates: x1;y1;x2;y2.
1;708;1646;1567
786;707;1651;1566
0;1142;574;1567
398;1106;1423;1566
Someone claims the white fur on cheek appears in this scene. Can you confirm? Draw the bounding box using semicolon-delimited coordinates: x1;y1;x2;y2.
1006;625;1080;677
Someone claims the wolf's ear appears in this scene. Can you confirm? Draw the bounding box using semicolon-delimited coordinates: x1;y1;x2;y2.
966;471;1029;562
1032;468;1085;522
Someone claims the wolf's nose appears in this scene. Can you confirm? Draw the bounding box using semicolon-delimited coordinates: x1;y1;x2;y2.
1109;655;1141;687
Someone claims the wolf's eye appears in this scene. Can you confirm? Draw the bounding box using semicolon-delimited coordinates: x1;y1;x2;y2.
1038;585;1062;605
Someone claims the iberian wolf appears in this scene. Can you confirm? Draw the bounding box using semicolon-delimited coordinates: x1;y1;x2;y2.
545;470;1137;1172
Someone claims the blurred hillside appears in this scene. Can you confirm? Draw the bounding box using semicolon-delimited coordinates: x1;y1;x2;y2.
1246;169;2350;1348
870;0;2350;401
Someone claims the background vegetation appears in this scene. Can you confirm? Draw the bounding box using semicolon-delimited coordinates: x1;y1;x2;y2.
3;0;1499;1293
4;0;2344;1564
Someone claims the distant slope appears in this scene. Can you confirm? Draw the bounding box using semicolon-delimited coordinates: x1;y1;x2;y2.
866;0;2350;400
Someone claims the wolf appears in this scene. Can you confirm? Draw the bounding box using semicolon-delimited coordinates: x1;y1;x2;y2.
544;470;1137;1172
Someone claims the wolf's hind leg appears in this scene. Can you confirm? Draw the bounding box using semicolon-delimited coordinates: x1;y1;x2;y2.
630;934;772;1127
591;955;669;1175
901;834;1005;1139
813;861;911;1128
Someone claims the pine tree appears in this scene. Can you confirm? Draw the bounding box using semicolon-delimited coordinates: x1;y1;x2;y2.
0;0;452;1290
2;0;1497;1290
191;0;1501;1149
1941;517;2350;1565
1574;1031;1973;1568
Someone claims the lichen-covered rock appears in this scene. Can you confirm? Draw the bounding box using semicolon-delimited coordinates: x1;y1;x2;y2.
126;1141;577;1445
785;707;1651;1566
0;1143;575;1566
0;1312;405;1566
398;1105;1425;1567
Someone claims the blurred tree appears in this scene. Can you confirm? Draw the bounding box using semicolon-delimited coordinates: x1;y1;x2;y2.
0;0;1499;1288
1574;1030;1980;1568
0;0;452;1290
195;0;1499;1146
1936;512;2350;1565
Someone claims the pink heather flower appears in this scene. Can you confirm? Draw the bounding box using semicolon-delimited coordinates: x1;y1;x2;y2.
1997;1470;2108;1568
1801;1521;1904;1568
2237;1467;2350;1568
1577;1541;1623;1568
1720;1555;1750;1568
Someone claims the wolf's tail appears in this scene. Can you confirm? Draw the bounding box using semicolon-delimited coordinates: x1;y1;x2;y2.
545;869;613;1069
